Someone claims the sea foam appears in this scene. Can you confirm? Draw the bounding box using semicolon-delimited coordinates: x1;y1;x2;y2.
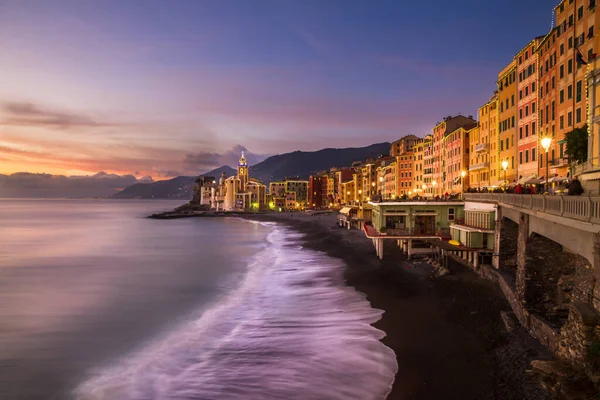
74;225;397;400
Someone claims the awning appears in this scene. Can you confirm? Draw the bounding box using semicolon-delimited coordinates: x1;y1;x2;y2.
581;170;600;181
544;176;568;183
516;174;537;185
339;207;352;215
414;212;438;216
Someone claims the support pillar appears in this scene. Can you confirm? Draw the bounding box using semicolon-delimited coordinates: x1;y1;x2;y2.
593;233;600;311
407;239;412;260
378;239;384;260
492;206;502;269
474;251;480;269
516;212;530;305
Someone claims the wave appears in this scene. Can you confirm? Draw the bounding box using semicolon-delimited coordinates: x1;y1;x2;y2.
74;225;397;400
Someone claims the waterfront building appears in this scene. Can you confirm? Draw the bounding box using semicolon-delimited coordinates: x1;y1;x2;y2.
369;201;464;237
308;175;329;208
432;115;477;196
537;1;597;181
359;159;377;201
423;136;435;197
390;134;420;157
220;152;267;211
341;179;355;205
442;126;471;194
269;179;309;210
498;60;518;184
376;156;396;200
470;93;499;188
392;135;420;197
578;26;600;194
412;138;428;197
516;38;544;181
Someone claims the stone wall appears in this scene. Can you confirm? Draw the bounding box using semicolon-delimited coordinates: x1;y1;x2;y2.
557;302;600;370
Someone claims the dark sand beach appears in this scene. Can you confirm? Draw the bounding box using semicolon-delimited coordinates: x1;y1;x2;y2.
247;212;552;400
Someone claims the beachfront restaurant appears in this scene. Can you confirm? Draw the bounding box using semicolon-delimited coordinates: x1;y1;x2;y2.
338;206;358;229
369;201;465;236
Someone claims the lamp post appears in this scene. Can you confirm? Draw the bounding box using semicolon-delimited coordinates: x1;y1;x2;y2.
460;170;467;194
501;160;509;187
432;180;437;197
358;189;362;203
541;137;552;194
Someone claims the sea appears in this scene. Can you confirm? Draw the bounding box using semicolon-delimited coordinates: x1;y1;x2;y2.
0;199;397;400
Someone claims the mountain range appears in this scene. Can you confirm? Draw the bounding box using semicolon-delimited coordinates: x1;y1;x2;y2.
112;142;391;199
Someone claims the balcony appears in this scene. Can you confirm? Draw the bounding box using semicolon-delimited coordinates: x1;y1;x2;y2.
468;162;490;171
475;143;488;152
550;157;569;167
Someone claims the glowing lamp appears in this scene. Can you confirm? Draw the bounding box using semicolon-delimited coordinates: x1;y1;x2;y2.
501;160;509;171
541;137;552;152
461;170;466;178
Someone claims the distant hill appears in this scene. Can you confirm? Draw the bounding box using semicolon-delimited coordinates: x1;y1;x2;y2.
249;142;390;183
111;166;236;199
0;172;151;198
114;143;390;200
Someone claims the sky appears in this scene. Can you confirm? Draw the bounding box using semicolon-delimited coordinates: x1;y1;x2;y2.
0;0;559;179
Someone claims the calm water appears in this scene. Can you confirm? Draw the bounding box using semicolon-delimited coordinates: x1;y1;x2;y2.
0;200;396;400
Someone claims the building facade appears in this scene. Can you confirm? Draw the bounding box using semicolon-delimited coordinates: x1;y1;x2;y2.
498;60;518;184
516;38;543;180
442;127;470;194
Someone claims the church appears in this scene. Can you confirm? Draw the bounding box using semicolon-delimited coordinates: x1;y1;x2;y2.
195;152;267;211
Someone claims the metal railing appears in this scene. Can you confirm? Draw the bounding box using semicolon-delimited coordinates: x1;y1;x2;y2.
463;193;600;224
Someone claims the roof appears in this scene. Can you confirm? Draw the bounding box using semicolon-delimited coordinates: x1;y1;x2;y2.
339;207;353;215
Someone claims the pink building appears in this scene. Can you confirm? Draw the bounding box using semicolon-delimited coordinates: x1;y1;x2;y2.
516;37;543;180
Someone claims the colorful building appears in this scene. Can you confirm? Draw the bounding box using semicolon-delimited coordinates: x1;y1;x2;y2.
497;60;518;184
516;38;543;180
432;115;477;196
442;127;471;194
390;134;420;157
412;137;428;197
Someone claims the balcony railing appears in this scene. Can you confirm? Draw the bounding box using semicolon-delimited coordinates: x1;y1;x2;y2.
475;143;488;152
468;162;490;171
462;193;600;224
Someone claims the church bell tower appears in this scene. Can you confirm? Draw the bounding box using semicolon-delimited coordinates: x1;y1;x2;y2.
237;151;248;191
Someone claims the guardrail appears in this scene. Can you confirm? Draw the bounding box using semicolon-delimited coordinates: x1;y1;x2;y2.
463;193;600;224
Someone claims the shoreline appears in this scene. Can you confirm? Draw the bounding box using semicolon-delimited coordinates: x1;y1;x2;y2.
244;212;552;400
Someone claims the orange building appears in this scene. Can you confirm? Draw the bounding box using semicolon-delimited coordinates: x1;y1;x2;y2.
390;135;420;157
497;60;518;184
442;126;471;194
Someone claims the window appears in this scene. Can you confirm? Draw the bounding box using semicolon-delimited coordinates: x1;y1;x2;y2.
568;111;573;126
500;140;504;151
506;138;509;149
532;122;536;134
578;6;584;19
519;127;523;139
519;90;523;100
520;152;523;164
552;76;555;89
532;148;536;161
532;82;536;92
568;85;573;99
512;156;514;169
525;87;529;96
526;105;530;116
560;43;565;55
519;109;523;119
576;80;582;102
569;36;573;48
576;107;582;123
532;102;536;113
589;26;595;39
568;59;573;74
447;207;456;221
525;150;530;163
511;95;515;107
552;101;555;119
560;115;565;129
525;124;529;136
560;64;565;78
560;90;565;103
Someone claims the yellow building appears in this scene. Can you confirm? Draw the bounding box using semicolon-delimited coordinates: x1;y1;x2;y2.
470;93;498;188
498;61;518;184
412;138;427;197
269;180;308;210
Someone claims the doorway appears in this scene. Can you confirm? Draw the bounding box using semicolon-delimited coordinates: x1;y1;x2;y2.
414;215;435;235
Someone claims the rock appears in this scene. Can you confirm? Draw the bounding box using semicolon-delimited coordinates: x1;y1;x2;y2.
530;360;571;378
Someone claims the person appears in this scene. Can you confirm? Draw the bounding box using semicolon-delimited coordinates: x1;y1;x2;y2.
568;178;584;196
529;185;535;194
515;184;523;194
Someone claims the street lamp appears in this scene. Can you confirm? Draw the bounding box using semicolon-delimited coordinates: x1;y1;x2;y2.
501;160;509;185
432;180;437;196
541;137;552;193
460;170;466;193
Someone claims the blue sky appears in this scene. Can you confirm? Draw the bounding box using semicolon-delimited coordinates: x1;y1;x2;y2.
0;0;559;177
